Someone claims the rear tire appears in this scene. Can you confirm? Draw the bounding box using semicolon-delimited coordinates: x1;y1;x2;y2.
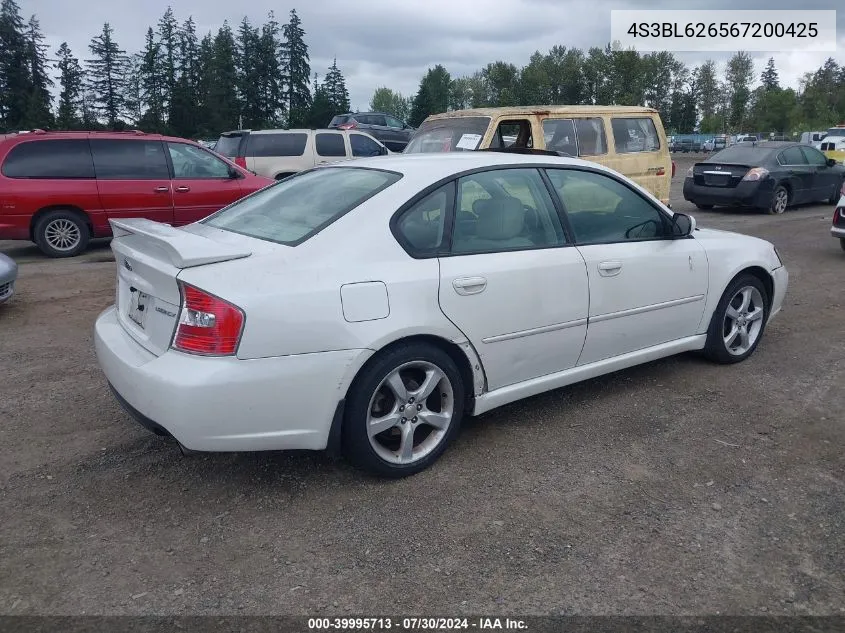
342;342;465;478
840;238;845;252
768;185;788;214
703;273;770;364
695;203;714;210
34;209;89;258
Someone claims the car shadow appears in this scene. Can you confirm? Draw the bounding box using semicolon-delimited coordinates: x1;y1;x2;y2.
0;238;113;263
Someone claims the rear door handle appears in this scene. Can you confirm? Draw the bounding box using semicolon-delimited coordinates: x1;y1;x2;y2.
153;186;169;192
452;276;487;295
598;261;623;276
175;186;191;192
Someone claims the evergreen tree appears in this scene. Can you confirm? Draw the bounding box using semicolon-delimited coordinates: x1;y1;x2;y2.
157;6;179;124
281;9;311;127
86;22;129;127
257;11;283;125
170;16;200;136
23;15;53;128
307;72;334;127
206;22;239;133
0;0;30;130
409;65;450;127
55;42;84;128
194;32;214;136
323;58;350;114
761;57;780;91
236;17;261;127
138;27;164;131
725;51;754;130
124;54;143;125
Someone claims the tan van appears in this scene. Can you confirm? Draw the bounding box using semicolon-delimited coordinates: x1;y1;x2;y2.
403;106;673;205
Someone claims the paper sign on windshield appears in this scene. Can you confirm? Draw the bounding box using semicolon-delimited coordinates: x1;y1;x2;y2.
455;134;482;150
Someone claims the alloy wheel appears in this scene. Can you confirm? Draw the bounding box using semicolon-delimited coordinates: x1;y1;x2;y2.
723;286;765;356
44;219;82;252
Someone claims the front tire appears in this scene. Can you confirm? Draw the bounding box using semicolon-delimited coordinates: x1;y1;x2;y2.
703;274;770;364
768;185;788;215
342;343;465;478
34;210;89;258
695;203;714;210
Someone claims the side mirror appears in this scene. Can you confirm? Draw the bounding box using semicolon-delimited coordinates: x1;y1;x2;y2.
671;213;695;237
827;158;837;167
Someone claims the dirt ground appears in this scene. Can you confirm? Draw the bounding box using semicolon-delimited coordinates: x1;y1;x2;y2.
1;153;843;616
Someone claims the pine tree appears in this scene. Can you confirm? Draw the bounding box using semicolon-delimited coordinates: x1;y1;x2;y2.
307;72;333;127
0;0;31;130
124;54;142;125
138;27;164;131
23;15;53;128
323;58;350;114
258;11;283;125
158;6;179;125
236;17;261;127
281;9;311;127
409;65;450;127
761;57;780;91
207;22;239;133
55;42;84;128
170;16;200;137
194;32;214;136
86;22;129;127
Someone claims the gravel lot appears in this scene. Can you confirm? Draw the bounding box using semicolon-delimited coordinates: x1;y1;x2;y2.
1;153;843;616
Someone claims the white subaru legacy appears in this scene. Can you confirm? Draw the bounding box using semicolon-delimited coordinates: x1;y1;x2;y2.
94;151;788;477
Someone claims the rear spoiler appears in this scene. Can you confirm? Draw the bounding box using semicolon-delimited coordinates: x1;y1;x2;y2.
109;218;252;269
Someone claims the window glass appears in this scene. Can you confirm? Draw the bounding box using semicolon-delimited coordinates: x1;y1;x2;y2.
350;134;383;157
404;117;491;153
547;169;667;244
247;133;307;157
386;116;404;129
779;146;807;165
214;134;245;157
800;146;827;166
204;167;400;245
395;185;450;254
368;115;387;126
542;119;577;155
451;168;565;254
2;139;94;179
574;118;608;155
490;120;532;149
329;115;350;127
90;140;169;180
315;133;346;157
611;117;660;153
167;143;231;179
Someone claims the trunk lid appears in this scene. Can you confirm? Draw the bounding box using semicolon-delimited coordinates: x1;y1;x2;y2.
692;162;750;188
109;218;253;356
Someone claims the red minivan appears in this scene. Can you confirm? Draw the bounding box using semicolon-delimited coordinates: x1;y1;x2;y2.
0;130;273;257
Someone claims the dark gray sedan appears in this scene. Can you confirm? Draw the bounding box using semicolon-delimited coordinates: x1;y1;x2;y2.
0;253;17;304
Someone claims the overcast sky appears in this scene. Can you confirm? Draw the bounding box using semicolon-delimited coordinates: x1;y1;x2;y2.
24;0;845;111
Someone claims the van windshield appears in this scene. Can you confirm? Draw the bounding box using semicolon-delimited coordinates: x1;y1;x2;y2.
404;117;491;153
826;128;845;137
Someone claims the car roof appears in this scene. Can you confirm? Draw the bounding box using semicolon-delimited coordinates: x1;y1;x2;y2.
426;105;658;121
0;130;198;144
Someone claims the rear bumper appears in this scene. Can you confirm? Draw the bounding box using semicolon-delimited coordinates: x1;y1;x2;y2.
683;178;773;208
768;265;789;323
94;305;371;452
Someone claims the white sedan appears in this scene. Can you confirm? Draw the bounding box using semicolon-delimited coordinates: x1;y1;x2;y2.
94;151;789;477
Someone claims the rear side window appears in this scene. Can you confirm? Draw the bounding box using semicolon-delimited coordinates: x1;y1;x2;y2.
203;167;401;246
90;140;170;180
316;133;346;157
779;146;807;165
215;134;246;158
2;139;95;179
801;146;827;166
542;119;577;155
611;117;661;153
574;118;608;156
247;133;307;157
394;185;451;255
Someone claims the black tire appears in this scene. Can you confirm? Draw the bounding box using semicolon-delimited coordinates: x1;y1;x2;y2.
703;273;770;364
342;342;465;478
33;209;89;258
768;185;788;215
695;203;714;210
840;238;845;252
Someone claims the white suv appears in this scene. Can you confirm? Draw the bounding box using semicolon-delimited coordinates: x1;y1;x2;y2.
215;129;389;180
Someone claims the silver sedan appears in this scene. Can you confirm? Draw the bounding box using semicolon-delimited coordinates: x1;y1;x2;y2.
0;253;17;304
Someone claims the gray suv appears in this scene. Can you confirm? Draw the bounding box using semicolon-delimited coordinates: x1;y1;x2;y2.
329;112;414;152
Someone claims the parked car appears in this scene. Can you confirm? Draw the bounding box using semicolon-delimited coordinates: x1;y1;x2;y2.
713;136;727;151
0;131;272;258
672;138;701;153
800;131;827;147
819;136;845;164
215;129;389;180
95;150;788;478
328;112;415;152
404;105;674;206
0;252;17;304
683;141;845;214
702;139;715;152
735;134;759;144
830;181;845;251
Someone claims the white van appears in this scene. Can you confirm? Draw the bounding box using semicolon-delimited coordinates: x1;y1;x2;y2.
215;129;389;180
800;131;827;147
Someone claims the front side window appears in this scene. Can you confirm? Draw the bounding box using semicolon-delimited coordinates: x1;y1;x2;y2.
611;117;660;153
167;143;231;179
451;168;565;254
204;167;400;246
394;185;451;254
801;146;828;166
90;139;170;180
2;139;95;179
778;146;807;165
490;120;532;149
403;116;491;153
350;134;384;157
547;168;667;244
315;133;346;157
247;133;307;157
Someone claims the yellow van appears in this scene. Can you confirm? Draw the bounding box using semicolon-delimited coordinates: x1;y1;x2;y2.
404;106;673;205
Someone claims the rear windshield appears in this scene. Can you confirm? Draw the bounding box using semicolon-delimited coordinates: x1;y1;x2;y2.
203;167;401;246
215;134;245;157
329;115;351;126
709;145;774;164
403;117;491;153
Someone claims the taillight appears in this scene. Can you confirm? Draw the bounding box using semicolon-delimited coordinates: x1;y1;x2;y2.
337;122;356;130
742;167;769;182
173;283;244;356
234;156;247;168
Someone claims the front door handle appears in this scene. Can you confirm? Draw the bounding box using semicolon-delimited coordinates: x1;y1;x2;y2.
452;276;487;295
598;261;623;277
153;186;169;192
175;185;191;192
